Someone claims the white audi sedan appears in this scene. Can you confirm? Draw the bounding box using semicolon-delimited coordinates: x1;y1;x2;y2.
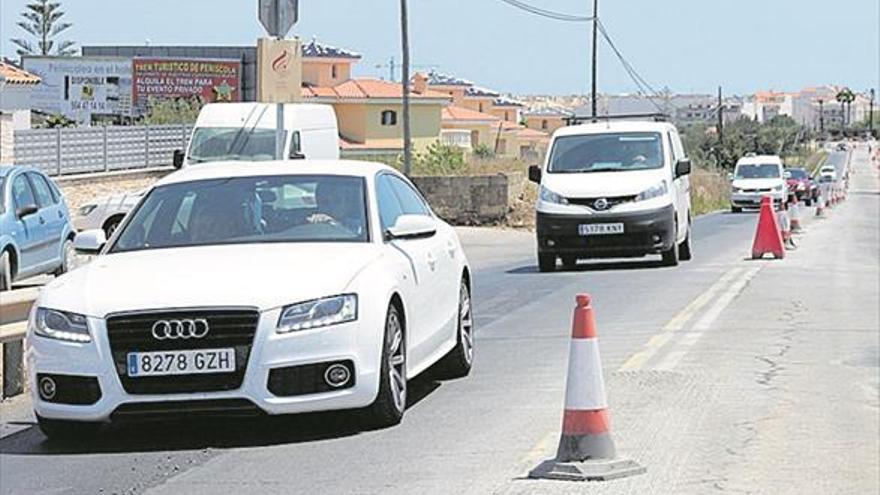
26;160;473;439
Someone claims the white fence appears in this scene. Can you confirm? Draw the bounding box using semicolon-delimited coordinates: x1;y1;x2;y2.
14;124;192;176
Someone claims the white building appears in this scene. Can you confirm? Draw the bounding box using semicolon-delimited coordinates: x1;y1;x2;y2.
0;61;41;164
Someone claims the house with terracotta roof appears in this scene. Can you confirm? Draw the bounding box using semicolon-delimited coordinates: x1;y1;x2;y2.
423;71;547;158
298;44;450;156
1;61;41;164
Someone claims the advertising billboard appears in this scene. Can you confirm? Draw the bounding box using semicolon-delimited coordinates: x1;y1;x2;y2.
22;56;133;124
132;57;241;112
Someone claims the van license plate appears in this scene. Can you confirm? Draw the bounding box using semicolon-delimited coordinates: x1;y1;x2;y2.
127;348;235;377
579;223;624;236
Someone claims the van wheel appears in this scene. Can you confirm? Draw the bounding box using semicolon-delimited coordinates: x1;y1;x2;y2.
661;222;680;267
0;250;11;291
679;227;693;261
538;253;556;272
731;206;742;213
560;255;577;268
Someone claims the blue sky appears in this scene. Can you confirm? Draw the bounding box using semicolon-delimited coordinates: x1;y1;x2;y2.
1;0;878;96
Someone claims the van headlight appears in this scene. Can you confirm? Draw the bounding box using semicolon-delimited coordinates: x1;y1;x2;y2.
33;308;92;343
773;185;784;192
277;294;358;333
539;186;568;205
636;180;668;201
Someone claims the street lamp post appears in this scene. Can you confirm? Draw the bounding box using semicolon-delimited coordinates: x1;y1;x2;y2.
399;0;412;176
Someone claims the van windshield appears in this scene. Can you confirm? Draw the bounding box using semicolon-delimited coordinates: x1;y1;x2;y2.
735;164;781;179
547;132;664;173
188;127;286;163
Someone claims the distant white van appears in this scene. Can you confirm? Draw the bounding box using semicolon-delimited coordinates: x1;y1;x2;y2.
729;155;785;212
172;102;340;167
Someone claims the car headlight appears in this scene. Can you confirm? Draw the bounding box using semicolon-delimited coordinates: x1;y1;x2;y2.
277;294;357;333
77;204;98;216
731;186;742;193
33;308;92;343
636;180;668;201
539;185;568;205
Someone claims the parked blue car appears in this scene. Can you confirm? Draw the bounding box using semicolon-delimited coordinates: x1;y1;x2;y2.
0;166;76;290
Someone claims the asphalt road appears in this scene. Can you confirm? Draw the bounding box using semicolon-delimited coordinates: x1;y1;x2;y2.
1;145;876;495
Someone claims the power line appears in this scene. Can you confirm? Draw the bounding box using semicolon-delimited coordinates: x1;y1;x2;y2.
596;20;664;113
495;0;594;22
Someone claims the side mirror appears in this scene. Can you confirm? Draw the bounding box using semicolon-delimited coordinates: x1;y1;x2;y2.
74;229;107;255
727;172;734;182
16;204;39;219
172;149;185;169
386;215;437;241
528;165;542;183
675;159;691;178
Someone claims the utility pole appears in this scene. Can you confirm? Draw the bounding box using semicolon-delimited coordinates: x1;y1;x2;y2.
716;85;724;167
590;0;599;120
869;88;875;135
818;98;825;135
399;0;412;176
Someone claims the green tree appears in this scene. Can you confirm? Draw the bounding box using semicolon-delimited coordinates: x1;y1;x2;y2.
11;0;76;56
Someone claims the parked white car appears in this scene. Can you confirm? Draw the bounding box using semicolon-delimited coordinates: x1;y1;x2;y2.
729;155;786;213
27;160;473;439
75;103;340;235
528;120;693;270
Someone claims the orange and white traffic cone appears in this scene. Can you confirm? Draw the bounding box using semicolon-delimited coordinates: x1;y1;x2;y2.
529;295;645;482
752;196;785;259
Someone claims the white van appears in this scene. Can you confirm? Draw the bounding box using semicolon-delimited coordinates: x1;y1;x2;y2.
729;155;785;213
528;120;693;271
172;102;339;167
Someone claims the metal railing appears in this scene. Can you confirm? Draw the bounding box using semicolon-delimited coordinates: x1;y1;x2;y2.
14;124;192;176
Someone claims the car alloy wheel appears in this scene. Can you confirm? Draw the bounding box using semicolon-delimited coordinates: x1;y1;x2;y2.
387;309;406;414
459;281;474;366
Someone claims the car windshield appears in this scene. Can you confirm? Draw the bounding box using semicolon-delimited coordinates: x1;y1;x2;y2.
547;132;664;173
110;174;369;253
784;169;808;179
735;164;780;179
187;127;285;163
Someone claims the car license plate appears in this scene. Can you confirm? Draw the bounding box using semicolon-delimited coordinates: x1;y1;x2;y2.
579;223;624;236
127;348;235;377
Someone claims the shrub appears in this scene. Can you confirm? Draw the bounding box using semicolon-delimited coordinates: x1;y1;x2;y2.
472;143;494;159
408;141;467;175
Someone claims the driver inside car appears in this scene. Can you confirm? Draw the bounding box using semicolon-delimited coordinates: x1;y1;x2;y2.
308;179;365;235
187;185;263;243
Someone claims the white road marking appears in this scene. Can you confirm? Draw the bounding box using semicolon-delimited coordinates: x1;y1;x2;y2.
618;267;745;372
654;266;762;371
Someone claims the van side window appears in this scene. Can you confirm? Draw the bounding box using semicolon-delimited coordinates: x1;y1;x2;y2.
288;131;303;159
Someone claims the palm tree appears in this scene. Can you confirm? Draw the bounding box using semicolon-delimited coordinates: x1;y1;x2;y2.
399;0;412;176
836;88;856;130
11;0;76;57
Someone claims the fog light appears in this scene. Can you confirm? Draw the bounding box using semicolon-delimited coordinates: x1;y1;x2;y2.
546;239;556;247
324;364;351;388
39;376;57;400
651;234;662;243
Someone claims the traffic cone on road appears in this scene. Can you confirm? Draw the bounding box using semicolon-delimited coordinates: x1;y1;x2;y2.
752;196;785;259
529;295;645;482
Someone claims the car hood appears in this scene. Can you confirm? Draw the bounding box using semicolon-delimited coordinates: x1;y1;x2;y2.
543;169;667;198
731;178;783;189
39;243;384;317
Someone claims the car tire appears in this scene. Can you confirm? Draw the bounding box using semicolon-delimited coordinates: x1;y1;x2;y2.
435;279;474;379
365;303;407;428
560;255;577;268
53;238;75;276
731;206;742;213
538;253;556;272
37;415;101;441
0;250;11;291
679;226;693;262
103;216;123;238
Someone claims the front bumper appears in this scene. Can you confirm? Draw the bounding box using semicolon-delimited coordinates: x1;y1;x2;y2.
536;204;675;258
731;192;784;208
26;310;383;422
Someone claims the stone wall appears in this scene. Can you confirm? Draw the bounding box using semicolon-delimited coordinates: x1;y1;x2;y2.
412;174;508;225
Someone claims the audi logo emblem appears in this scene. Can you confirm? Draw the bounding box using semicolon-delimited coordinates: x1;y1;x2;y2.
593;198;609;211
151;319;210;340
